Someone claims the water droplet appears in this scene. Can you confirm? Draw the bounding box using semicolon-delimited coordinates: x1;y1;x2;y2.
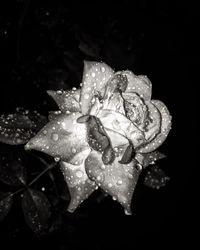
128;173;133;179
72;148;77;154
101;67;105;72
116;179;123;185
108;183;113;188
91;72;96;77
112;196;117;201
84;93;90;99
124;209;132;215
76;170;83;178
43;130;47;135
51;133;59;141
100;164;106;170
97;175;102;181
56;90;62;95
54;157;60;162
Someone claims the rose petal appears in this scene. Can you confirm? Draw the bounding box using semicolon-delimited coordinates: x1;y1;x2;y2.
85;151;142;214
98;110;145;148
48;111;62;121
47;89;81;113
143;101;161;141
60;156;97;213
80;61;114;114
121;71;152;101
123;92;148;130
138;100;172;153
25;113;90;165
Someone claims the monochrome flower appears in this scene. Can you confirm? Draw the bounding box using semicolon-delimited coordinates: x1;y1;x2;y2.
25;61;172;214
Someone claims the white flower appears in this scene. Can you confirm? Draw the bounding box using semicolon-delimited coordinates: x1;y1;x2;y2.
25;61;172;214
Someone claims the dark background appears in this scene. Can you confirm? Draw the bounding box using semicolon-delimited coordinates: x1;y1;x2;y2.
0;0;197;249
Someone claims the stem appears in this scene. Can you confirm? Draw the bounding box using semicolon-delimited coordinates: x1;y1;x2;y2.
12;187;25;196
28;162;56;187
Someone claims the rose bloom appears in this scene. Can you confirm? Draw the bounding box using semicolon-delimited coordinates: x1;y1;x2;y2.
25;61;172;214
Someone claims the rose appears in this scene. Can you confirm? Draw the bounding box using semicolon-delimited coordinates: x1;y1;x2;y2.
25;61;172;214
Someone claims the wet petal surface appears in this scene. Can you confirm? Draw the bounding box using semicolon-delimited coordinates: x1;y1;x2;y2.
47;89;81;113
138;100;172;153
122;71;152;101
80;61;114;114
60;155;97;213
85;151;142;214
25;113;90;165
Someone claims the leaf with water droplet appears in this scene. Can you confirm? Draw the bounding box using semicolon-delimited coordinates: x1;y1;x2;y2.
21;189;51;234
137;151;166;168
0;157;27;186
0;192;13;222
143;165;170;189
0;112;47;145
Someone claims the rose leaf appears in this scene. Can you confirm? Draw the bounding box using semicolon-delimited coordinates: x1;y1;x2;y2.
21;189;51;234
0;192;13;222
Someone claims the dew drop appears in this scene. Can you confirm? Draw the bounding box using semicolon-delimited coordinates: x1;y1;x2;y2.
112;196;117;201
84;93;90;100
108;183;113;188
43;130;47;135
116;179;123;185
101;67;105;72
54;157;60;162
100;164;106;170
91;72;96;77
76;170;83;178
51;133;59;141
72;148;77;154
124;209;132;215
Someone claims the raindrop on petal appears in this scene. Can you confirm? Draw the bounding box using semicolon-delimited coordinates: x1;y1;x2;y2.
51;133;59;141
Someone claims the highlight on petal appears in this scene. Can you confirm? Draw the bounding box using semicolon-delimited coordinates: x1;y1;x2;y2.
85;151;142;214
80;61;114;114
25;113;90;165
47;89;81;113
60;155;97;213
98;110;145;148
138;100;172;153
121;71;152;101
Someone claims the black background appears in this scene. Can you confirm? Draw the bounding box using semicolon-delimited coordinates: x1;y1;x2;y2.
0;0;197;249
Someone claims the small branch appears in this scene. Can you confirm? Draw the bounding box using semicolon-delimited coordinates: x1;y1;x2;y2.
28;162;57;187
12;187;25;196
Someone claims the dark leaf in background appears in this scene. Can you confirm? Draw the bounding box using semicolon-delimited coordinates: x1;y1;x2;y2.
0;192;13;222
0;157;27;186
21;189;51;234
143;165;170;189
0;111;47;145
139;151;166;168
